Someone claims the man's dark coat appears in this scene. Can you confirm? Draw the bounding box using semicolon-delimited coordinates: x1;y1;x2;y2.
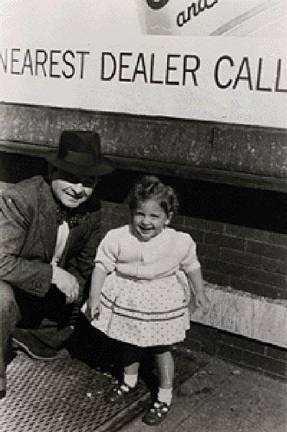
0;176;101;298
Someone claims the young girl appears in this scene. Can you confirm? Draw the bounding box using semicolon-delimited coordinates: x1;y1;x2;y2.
84;175;209;426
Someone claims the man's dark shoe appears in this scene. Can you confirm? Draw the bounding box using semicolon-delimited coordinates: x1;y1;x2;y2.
12;328;64;361
0;376;6;399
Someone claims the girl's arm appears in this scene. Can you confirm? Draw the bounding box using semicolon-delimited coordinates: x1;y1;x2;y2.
186;267;210;314
86;264;108;320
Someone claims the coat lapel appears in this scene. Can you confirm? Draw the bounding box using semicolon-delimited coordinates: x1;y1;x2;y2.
38;181;59;262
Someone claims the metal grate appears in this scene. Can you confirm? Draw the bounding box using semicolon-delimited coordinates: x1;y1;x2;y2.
0;350;202;432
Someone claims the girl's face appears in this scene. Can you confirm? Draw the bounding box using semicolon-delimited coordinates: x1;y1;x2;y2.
132;199;171;242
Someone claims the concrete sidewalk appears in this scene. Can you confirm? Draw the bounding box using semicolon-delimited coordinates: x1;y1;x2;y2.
122;353;287;432
1;346;286;431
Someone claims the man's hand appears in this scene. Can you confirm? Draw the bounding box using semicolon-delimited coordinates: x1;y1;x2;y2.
52;265;80;303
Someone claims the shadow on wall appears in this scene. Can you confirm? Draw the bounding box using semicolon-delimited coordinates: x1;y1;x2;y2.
96;169;287;235
0;151;286;234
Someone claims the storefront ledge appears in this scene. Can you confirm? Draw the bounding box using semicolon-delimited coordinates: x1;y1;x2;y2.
191;282;287;349
1;140;287;193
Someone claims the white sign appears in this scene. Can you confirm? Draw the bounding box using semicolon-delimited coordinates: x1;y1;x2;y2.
0;0;286;128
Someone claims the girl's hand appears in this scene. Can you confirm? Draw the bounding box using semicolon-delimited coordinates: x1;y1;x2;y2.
86;297;102;321
86;265;107;320
195;292;210;315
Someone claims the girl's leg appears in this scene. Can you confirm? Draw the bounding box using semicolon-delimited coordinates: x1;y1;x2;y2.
107;342;142;402
154;349;174;405
142;346;173;426
122;343;142;388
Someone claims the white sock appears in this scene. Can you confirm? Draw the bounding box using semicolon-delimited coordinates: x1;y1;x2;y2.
157;387;173;406
123;373;138;388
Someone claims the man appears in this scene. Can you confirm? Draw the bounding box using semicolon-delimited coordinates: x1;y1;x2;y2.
0;130;113;398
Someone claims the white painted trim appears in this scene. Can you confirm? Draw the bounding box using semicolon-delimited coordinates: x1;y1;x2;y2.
190;282;287;348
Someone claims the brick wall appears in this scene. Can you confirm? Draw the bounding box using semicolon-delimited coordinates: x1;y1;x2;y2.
173;216;287;301
183;323;287;381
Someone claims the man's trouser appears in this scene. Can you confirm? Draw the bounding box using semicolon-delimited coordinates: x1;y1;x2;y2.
0;282;20;381
0;281;76;379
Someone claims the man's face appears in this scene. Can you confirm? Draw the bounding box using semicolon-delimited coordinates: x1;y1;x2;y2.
51;169;97;209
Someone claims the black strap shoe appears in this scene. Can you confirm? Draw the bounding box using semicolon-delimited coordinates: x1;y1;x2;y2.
105;381;136;403
142;400;171;426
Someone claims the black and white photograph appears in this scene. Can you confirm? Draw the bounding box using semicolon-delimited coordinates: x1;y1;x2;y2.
0;1;286;431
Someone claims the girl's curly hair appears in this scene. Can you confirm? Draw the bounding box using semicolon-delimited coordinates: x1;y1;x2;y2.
128;175;179;217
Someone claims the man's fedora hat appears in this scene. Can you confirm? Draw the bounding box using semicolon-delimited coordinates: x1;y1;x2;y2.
46;130;114;177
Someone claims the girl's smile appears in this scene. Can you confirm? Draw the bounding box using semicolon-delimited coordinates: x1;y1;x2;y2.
132;199;171;241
